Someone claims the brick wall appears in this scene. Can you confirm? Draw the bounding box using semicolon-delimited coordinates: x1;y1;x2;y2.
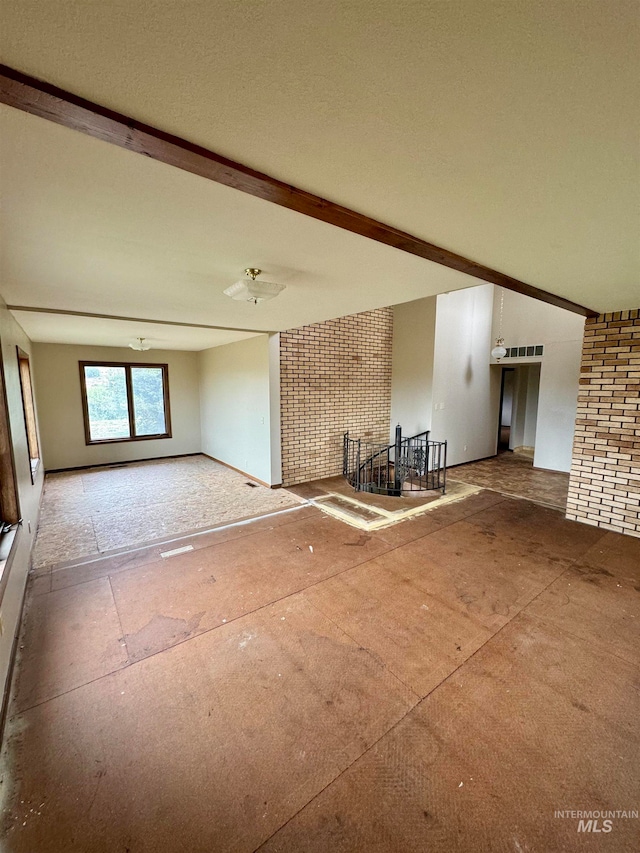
280;308;393;486
566;309;640;537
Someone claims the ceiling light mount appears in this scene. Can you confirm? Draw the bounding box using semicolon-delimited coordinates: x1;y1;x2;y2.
129;336;151;351
224;268;285;305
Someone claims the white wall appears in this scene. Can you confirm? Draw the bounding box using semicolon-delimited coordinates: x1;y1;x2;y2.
31;344;201;470
510;368;527;450
493;287;586;347
391;284;584;472
390;297;437;439
524;365;540;448
493;288;585;472
268;334;282;486
534;340;582;472
198;335;276;485
0;299;45;712
431;285;498;467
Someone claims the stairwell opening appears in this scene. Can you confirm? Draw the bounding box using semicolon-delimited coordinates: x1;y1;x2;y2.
343;424;447;498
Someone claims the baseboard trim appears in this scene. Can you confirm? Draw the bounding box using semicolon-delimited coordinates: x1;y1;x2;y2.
0;469;46;744
46;452;202;474
46;452;285;488
446;453;499;470
201;454;277;489
532;464;569;475
0;560;28;747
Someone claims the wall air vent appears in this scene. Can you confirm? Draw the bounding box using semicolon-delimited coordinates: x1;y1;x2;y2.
504;345;544;359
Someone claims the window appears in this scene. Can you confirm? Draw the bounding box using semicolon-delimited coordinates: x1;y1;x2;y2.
0;355;19;524
79;362;171;445
17;348;40;482
0;353;20;604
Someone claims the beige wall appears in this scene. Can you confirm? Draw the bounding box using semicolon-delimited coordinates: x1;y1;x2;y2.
0;300;45;709
567;309;640;537
392;285;585;472
31;344;201;470
390;297;437;439
431;285;499;467
280;309;393;486
493;287;585;473
198;335;275;485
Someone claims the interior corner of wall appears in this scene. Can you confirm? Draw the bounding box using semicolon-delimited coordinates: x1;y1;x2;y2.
268;333;282;485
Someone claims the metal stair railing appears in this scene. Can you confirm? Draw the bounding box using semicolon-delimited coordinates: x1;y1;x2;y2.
343;424;447;497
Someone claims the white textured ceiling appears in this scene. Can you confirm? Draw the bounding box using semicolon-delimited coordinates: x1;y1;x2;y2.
1;0;639;318
0;107;478;339
9;311;261;351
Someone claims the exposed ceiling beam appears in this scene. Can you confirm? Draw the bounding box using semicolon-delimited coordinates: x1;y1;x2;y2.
0;64;597;318
7;306;270;335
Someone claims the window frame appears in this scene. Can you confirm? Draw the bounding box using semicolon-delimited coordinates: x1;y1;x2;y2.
0;352;19;523
0;349;20;609
79;361;172;446
17;347;40;483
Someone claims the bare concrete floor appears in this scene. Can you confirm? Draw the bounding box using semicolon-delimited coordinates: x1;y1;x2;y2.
448;451;571;509
2;489;639;851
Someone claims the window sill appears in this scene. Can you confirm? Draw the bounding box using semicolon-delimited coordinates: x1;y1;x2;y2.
0;527;19;607
85;433;172;446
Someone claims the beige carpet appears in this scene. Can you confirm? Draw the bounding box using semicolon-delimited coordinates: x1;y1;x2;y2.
32;455;305;570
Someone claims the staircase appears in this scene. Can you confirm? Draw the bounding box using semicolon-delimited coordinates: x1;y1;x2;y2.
343;425;447;497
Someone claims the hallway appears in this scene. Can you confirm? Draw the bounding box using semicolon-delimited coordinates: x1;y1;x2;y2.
2;487;638;852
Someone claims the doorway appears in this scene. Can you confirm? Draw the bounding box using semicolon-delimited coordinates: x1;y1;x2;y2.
449;361;568;508
497;368;515;453
497;364;542;458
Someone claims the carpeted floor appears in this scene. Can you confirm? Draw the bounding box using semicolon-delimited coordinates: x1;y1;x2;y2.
32;455;304;570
